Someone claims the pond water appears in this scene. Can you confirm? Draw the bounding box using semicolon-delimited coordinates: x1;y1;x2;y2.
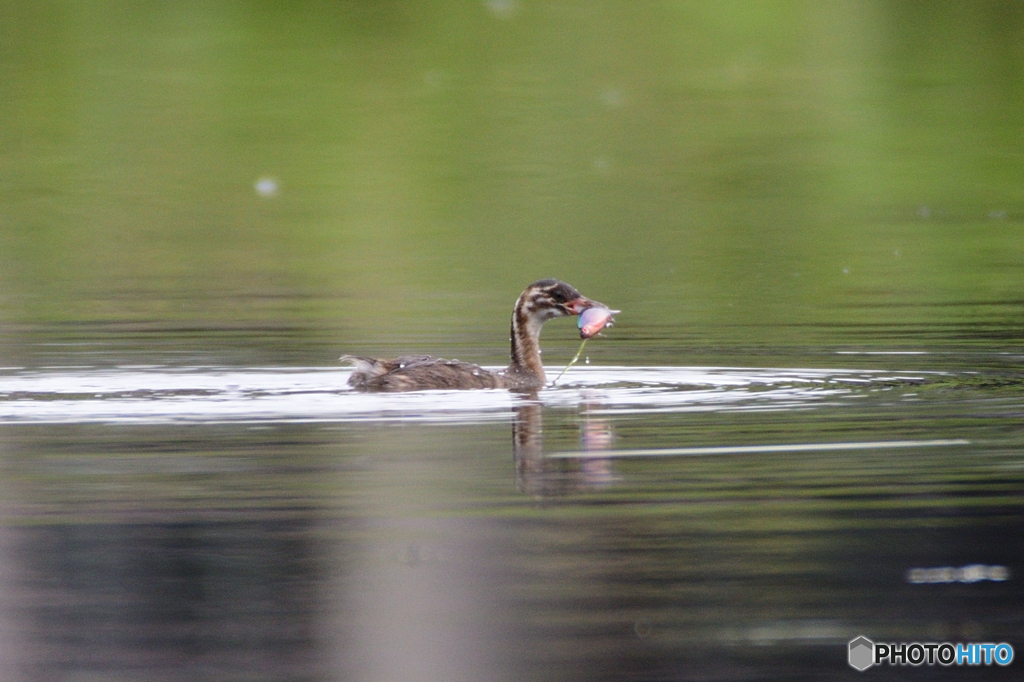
4;1;1024;679
0;344;1021;681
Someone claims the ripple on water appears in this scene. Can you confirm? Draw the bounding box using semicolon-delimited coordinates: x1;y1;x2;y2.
0;365;940;425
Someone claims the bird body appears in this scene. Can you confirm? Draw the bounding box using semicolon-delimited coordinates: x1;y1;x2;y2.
343;279;607;392
342;355;504;391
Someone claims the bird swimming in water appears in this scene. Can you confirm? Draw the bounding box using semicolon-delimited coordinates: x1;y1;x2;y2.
343;279;611;392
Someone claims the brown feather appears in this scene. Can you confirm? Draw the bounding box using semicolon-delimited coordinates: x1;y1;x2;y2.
343;280;606;392
344;355;504;391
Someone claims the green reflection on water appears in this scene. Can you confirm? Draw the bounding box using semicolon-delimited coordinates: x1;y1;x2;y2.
2;1;1023;352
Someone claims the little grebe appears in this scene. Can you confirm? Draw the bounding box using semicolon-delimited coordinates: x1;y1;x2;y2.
343;279;609;391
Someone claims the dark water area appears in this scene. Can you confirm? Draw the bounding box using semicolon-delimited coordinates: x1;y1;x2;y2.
0;344;1022;681
4;0;1024;679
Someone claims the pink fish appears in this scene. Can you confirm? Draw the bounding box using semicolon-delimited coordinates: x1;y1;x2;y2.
578;306;619;339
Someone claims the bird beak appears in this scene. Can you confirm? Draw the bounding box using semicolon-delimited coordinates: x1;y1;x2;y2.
565;297;600;315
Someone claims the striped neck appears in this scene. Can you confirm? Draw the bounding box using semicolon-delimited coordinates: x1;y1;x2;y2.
506;291;546;386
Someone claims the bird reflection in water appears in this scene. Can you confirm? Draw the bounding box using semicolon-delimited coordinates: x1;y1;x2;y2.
338;277;619;495
513;391;615;497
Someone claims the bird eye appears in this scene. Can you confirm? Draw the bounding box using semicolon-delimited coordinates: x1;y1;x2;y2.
548;283;577;303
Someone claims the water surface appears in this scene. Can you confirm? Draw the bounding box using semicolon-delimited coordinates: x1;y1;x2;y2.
3;1;1024;679
1;350;1022;680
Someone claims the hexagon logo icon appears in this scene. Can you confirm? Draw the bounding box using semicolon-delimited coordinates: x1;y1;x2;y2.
848;636;874;671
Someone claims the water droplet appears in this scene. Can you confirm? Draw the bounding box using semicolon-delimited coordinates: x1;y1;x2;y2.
592;156;612;173
485;0;517;19
423;70;449;90
600;88;623;107
254;177;278;197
